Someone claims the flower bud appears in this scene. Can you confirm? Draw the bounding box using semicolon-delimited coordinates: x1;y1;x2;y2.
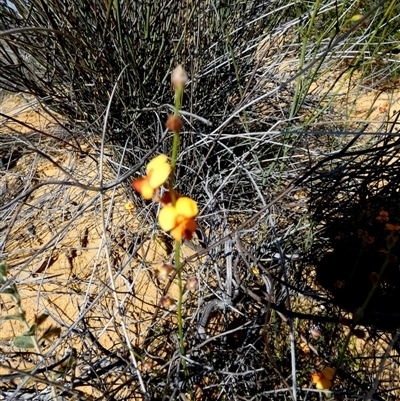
166;114;183;133
171;65;188;90
350;14;364;22
322;367;335;381
369;272;379;285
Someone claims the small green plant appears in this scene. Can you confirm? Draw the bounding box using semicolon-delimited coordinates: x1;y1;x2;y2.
0;262;59;399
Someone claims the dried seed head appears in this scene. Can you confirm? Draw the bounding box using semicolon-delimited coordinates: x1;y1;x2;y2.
185;277;199;291
160;295;175;309
154;262;174;280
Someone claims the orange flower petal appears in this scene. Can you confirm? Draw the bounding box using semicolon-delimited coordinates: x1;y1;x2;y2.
132;177;154;200
159;205;178;232
386;223;400;231
311;372;324;384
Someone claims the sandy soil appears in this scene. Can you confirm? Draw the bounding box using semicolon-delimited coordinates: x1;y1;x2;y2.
0;94;191;398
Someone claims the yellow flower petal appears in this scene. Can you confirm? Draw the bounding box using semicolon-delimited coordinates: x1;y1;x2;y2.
147;155;171;188
316;378;332;390
132;178;154;200
322;367;335;381
146;154;168;173
141;182;155;200
170;225;183;242
175;197;198;218
125;202;135;212
159;205;178;231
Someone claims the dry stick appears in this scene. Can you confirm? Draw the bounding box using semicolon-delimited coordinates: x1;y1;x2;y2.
1;193;98;284
0;200;24;255
234;234;295;399
366;328;400;401
145;130;361;338
209;0;388;140
0;112;86;153
98;64;148;399
143;129;366;377
143;181;296;344
0;194;100;400
0;364;87;400
0;26;98;56
0;133;167;212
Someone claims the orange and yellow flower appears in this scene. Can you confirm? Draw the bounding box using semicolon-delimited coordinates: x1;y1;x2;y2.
312;367;335;390
158;197;198;241
386;223;400;231
124;202;135;214
132;155;171;200
376;210;389;222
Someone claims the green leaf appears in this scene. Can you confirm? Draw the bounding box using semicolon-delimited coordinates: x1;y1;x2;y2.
1;284;21;304
1;314;23;321
0;262;7;283
0;287;15;295
350;14;364;22
24;324;37;336
13;336;35;349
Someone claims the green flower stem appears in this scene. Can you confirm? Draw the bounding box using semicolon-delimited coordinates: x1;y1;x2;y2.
174;85;184;115
175;241;186;360
168;82;188;376
170;132;180;174
169;84;183;204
